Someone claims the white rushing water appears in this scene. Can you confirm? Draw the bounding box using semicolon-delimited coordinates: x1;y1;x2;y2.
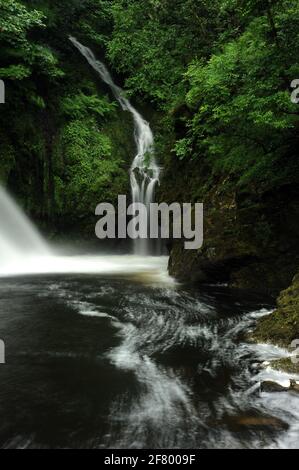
0;185;170;280
69;36;160;255
0;38;162;275
0;186;50;264
0;253;172;286
0;184;171;282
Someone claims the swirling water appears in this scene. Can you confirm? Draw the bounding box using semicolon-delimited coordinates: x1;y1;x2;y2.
0;267;298;449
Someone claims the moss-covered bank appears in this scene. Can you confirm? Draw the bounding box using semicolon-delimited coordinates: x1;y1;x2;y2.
253;274;299;349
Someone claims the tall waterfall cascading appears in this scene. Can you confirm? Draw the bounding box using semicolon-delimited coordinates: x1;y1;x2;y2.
0;186;50;264
0;39;163;276
69;37;160;255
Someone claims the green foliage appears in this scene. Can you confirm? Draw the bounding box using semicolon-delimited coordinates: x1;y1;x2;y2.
0;0;127;224
104;0;299;191
0;0;44;42
0;0;62;80
57;118;126;216
0;64;31;80
178;1;299;188
61;93;116;120
107;0;221;106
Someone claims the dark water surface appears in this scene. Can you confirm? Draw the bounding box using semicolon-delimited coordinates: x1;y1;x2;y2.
0;272;298;449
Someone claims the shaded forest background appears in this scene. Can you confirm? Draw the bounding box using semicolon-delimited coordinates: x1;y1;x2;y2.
0;0;299;247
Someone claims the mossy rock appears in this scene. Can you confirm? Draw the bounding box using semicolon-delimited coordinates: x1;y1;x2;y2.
270;358;299;375
253;274;299;348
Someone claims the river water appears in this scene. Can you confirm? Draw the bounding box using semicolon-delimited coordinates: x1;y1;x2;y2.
0;256;298;449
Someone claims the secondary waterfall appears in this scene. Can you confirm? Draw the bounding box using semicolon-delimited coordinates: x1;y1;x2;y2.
69;37;160;255
0;186;49;264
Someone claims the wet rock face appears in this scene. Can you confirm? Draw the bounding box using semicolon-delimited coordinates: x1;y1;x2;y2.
253;274;299;349
167;183;299;295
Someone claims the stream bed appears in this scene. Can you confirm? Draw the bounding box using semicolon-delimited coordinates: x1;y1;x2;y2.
0;256;298;449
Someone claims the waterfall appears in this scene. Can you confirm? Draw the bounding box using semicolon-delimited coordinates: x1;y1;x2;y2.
69;37;160;255
0;186;50;264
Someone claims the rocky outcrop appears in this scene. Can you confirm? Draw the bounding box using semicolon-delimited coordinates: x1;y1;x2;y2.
166;180;299;295
253;273;299;349
261;379;299;393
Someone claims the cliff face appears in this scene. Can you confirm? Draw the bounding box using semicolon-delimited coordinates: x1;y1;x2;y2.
159;158;299;295
167;185;299;295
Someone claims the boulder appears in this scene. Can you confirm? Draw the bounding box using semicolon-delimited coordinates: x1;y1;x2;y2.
261;381;289;393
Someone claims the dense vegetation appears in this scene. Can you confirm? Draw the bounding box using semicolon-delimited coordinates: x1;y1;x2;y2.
0;0;130;231
106;0;299;191
1;0;299;233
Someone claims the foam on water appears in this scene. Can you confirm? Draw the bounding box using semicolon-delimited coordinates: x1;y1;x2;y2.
0;254;174;285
